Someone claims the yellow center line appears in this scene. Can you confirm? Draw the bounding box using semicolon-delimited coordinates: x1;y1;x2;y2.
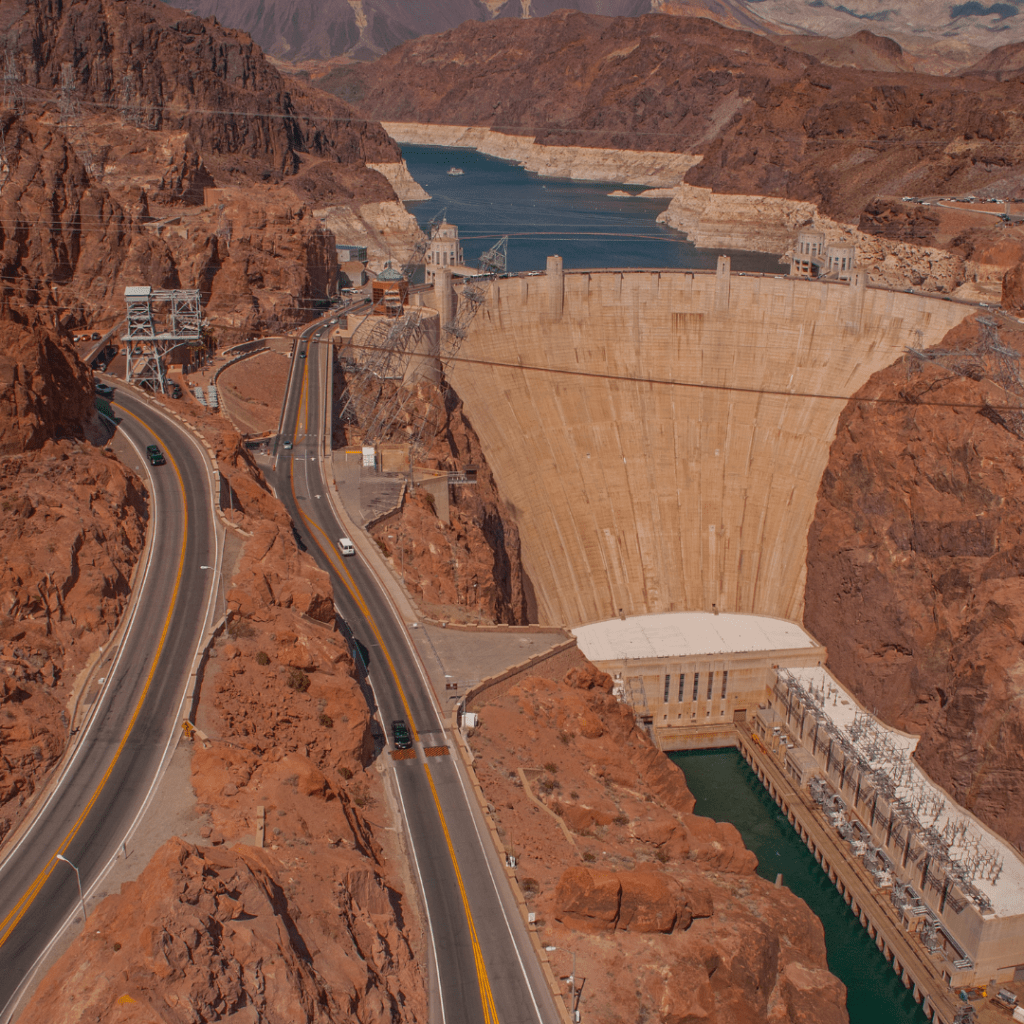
0;403;190;948
287;338;499;1022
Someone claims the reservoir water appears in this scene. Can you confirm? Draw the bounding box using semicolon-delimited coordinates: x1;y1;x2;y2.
673;749;929;1024
401;143;925;1023
401;144;781;275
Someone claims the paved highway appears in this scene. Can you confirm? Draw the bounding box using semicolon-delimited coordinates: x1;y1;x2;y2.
268;317;562;1024
0;387;219;1019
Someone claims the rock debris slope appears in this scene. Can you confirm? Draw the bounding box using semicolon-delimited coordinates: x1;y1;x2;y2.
324;10;1024;292
469;665;848;1024
0;0;416;340
17;390;428;1024
804;314;1024;852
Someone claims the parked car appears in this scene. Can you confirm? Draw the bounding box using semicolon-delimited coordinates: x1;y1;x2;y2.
91;332;100;341
146;444;165;466
391;720;412;750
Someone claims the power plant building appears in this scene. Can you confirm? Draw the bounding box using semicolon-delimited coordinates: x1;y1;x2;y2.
574;611;1024;990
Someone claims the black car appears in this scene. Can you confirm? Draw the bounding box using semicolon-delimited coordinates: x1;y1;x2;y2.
94;382;114;398
171;384;183;399
391;720;412;750
146;444;165;466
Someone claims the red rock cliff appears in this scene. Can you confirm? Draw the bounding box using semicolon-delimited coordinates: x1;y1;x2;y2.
805;314;1024;851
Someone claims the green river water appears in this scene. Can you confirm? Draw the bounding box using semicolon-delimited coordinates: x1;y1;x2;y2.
672;749;929;1024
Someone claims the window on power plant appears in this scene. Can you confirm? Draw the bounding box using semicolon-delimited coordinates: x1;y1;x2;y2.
707;671;714;700
677;673;685;702
664;674;671;703
692;673;699;701
722;671;728;699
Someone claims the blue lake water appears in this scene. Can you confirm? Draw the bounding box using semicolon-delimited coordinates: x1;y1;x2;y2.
400;142;928;1024
673;749;929;1024
400;143;782;275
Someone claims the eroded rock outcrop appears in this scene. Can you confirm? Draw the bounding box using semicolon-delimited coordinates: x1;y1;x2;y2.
0;0;415;340
469;665;847;1024
804;314;1024;852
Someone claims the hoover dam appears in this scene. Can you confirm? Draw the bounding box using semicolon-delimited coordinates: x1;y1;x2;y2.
448;260;975;628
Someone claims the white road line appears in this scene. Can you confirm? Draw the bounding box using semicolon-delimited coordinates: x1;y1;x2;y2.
336;604;447;1024
1;403;221;1024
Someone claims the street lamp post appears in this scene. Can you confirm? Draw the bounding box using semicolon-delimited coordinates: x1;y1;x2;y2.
55;853;87;921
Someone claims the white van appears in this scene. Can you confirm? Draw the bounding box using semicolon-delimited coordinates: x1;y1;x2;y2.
338;536;355;557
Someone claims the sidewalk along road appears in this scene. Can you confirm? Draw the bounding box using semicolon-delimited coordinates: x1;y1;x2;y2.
0;386;218;1019
268;319;563;1024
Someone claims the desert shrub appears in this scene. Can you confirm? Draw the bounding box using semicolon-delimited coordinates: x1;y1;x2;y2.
255;651;270;666
339;766;353;780
543;761;559;774
354;792;370;807
570;791;579;800
319;713;334;728
654;848;670;863
113;942;122;951
227;618;255;639
557;730;572;745
286;668;311;692
582;851;596;863
539;776;556;793
375;536;390;557
422;490;436;515
613;814;629;826
521;877;540;895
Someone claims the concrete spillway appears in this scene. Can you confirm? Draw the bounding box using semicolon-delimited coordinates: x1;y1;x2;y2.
449;264;973;627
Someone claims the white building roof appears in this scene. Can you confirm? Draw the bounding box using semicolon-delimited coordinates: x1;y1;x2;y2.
572;612;820;664
784;665;1024;919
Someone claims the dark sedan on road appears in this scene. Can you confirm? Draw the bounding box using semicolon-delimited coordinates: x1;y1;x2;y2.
392;720;412;750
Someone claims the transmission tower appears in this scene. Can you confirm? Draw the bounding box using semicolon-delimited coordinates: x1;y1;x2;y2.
123;286;205;393
0;128;9;197
119;70;143;127
478;235;509;276
57;62;98;177
58;62;81;128
2;54;24;114
400;207;448;281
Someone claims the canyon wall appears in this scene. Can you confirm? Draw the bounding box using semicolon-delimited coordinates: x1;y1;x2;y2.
449;268;972;627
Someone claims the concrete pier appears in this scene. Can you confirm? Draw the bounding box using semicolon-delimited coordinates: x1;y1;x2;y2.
737;724;959;1024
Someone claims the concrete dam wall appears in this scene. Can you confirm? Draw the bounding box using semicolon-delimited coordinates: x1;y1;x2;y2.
448;265;974;628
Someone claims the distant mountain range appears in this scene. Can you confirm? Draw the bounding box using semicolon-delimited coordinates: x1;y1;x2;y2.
190;0;1024;68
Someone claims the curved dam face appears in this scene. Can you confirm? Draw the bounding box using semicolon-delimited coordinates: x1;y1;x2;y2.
449;267;973;627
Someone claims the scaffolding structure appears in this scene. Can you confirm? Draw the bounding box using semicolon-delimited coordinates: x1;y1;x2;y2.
123;286;204;393
2;53;24;114
58;62;98;176
478;235;509;277
775;669;1002;920
119;70;143;128
339;242;490;455
906;316;1024;437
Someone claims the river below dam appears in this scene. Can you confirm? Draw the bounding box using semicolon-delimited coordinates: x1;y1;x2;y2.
402;143;928;1023
673;749;929;1024
401;144;781;274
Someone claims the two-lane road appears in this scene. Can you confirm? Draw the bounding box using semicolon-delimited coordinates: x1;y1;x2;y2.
0;387;219;1019
269;319;562;1024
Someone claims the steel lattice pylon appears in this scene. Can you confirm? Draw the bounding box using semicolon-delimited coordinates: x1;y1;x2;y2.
123;286;205;393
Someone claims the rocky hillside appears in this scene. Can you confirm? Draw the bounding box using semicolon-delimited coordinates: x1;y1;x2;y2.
0;0;415;340
17;373;428;1024
188;0;1024;70
468;665;847;1024
326;12;1024;227
804;312;1024;853
190;0;670;63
